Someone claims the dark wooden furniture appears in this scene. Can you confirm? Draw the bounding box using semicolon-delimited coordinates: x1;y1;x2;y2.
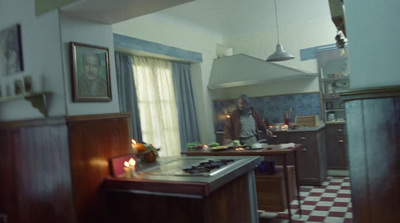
105;156;260;223
0;113;132;223
325;123;348;169
182;144;303;223
341;86;400;223
256;166;296;212
290;129;327;185
217;127;327;186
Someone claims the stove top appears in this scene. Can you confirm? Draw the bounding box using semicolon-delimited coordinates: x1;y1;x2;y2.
138;157;239;177
181;159;235;176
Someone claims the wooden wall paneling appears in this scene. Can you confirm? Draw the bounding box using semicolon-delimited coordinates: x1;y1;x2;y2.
0;113;132;223
66;113;132;223
0;119;76;223
346;100;370;222
0;128;20;222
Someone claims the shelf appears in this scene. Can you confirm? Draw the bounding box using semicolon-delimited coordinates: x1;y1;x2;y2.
321;76;349;82
325;109;345;112
0;92;51;117
325;121;346;124
323;94;341;100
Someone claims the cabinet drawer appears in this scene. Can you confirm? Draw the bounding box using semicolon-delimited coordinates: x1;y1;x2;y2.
269;131;290;144
326;124;346;136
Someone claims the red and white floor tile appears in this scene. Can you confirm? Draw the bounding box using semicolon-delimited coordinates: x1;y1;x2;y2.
259;176;353;223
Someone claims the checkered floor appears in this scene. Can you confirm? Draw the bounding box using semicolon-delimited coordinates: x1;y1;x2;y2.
259;176;353;223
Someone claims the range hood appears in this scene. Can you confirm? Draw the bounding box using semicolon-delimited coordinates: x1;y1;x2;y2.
208;54;317;89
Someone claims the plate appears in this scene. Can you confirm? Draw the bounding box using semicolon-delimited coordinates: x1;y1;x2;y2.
210;146;229;151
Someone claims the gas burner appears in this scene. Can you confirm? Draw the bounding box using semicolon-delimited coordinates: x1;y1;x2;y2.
182;159;235;175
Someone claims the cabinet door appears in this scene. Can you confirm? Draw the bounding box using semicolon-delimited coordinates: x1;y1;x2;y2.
325;124;348;169
326;137;348;169
269;131;290;144
290;131;326;186
265;131;291;165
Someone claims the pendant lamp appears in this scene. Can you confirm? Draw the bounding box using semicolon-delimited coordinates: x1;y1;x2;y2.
266;0;294;62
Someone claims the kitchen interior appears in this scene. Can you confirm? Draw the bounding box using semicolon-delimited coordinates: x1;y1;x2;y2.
1;0;400;223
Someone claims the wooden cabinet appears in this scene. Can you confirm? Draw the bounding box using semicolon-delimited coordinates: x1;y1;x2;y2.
216;128;327;186
269;131;290;144
290;129;327;186
268;129;327;186
255;166;296;212
325;123;348;169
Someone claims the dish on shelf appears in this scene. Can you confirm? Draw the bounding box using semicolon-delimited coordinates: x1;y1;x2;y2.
327;73;341;78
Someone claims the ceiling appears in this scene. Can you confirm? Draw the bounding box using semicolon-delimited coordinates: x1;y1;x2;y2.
62;0;333;37
148;0;333;37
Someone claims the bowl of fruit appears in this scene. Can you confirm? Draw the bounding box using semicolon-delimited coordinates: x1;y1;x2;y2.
136;143;159;163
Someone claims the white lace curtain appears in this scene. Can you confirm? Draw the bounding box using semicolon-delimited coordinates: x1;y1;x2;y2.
132;56;181;157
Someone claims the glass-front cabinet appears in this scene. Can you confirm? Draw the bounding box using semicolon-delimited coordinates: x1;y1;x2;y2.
317;48;350;172
317;49;349;123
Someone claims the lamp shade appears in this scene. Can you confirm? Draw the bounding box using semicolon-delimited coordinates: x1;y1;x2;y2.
266;44;295;62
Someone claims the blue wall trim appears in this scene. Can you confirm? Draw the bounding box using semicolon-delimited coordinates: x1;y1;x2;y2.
300;43;348;61
113;34;203;63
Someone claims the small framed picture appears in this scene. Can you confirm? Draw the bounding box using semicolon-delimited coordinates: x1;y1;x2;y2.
0;24;24;76
69;42;111;102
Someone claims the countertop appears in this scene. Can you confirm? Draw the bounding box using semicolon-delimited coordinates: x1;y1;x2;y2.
216;122;326;134
270;122;326;132
105;156;262;197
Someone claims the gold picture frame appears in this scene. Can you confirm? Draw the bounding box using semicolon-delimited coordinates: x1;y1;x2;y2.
70;42;111;102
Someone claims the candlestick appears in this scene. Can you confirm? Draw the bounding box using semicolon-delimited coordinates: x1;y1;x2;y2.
124;161;131;178
131;139;138;154
128;158;137;178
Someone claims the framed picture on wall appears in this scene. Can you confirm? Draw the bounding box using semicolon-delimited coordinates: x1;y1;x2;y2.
0;24;24;76
70;42;111;102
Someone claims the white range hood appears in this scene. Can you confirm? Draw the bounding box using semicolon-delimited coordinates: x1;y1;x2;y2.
208;54;317;89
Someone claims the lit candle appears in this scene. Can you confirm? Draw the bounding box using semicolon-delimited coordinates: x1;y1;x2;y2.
131;139;138;154
124;161;131;178
128;158;136;178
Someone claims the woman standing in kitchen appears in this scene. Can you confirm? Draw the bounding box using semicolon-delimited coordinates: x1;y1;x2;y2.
224;94;273;146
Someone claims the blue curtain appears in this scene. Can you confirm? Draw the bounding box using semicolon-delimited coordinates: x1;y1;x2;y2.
171;62;200;151
115;53;143;142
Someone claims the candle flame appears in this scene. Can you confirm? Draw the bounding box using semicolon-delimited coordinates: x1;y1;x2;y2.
129;158;136;167
124;161;129;167
131;139;137;145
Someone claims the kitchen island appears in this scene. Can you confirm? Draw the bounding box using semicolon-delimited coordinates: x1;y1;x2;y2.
182;144;303;223
105;156;262;223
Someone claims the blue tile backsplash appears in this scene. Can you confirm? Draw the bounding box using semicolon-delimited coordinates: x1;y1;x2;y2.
213;92;321;131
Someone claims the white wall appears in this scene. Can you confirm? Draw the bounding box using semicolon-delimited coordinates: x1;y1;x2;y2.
59;13;120;116
346;0;400;88
0;1;121;121
0;0;66;120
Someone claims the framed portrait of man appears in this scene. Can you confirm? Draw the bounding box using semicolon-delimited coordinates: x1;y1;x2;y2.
70;42;111;102
0;24;24;76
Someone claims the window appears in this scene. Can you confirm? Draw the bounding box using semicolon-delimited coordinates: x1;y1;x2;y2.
132;56;181;157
